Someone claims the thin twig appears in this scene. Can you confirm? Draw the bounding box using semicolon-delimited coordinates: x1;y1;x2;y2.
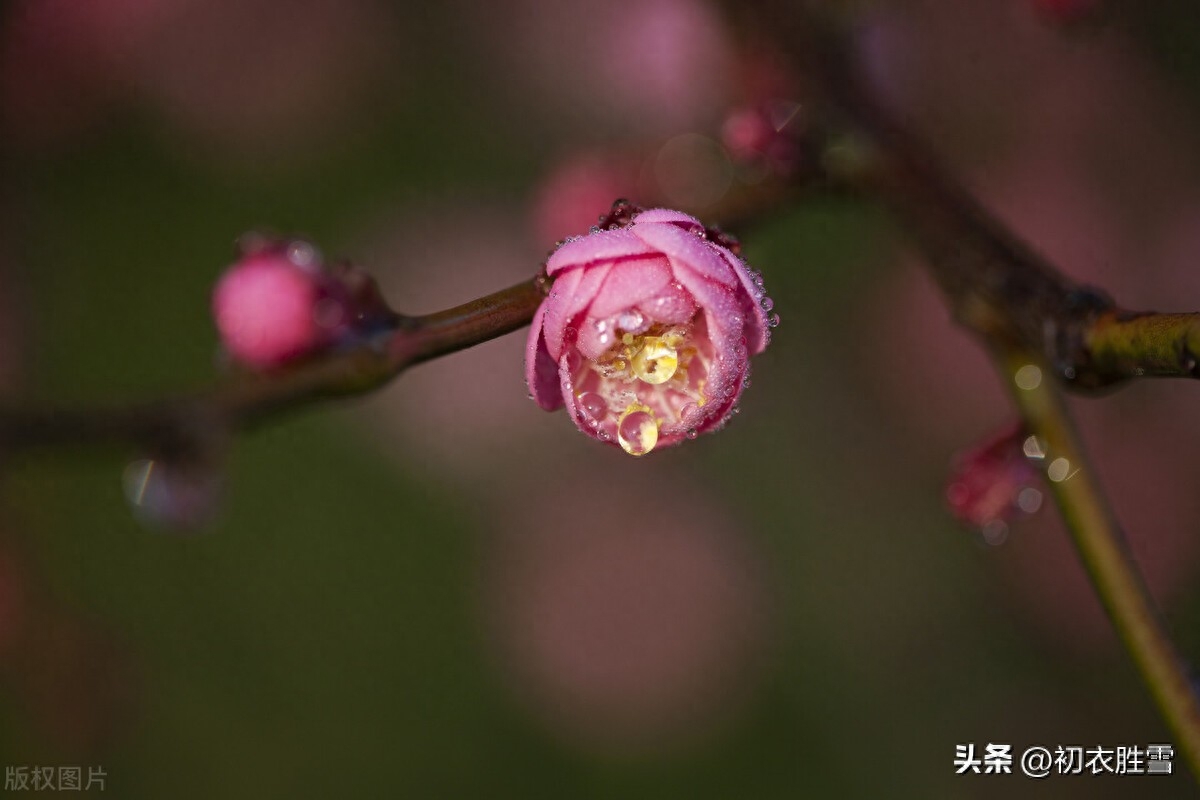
721;0;1200;776
0;277;547;454
999;346;1200;771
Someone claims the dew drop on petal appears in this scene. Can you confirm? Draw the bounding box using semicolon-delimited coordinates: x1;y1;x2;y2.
616;309;646;334
617;405;659;456
577;392;609;425
631;337;679;385
768;313;780;328
760;296;774;311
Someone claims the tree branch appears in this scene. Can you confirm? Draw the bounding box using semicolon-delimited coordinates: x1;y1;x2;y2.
719;0;1200;776
999;345;1200;771
0;277;547;454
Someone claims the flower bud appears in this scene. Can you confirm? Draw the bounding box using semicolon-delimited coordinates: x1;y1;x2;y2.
209;235;393;369
525;206;773;455
946;422;1045;542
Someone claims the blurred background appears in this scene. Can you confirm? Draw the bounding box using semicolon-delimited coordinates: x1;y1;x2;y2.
3;0;1200;796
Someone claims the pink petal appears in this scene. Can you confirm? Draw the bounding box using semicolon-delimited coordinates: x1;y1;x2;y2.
632;221;737;285
638;279;697;325
588;256;673;318
632;208;705;231
541;267;583;361
525;303;563;411
714;244;769;354
670;268;743;342
545;228;652;276
543;262;616;361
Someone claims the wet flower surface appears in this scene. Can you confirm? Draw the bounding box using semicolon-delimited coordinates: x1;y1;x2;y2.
526;207;773;455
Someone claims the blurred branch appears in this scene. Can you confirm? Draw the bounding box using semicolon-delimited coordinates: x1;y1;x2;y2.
1085;311;1200;381
0;277;547;454
718;0;1200;776
999;346;1200;772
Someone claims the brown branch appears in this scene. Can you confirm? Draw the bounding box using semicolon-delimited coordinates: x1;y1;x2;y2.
717;0;1200;778
0;277;547;454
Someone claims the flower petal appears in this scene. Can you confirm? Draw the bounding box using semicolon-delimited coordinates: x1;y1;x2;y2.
632;208;705;232
632;221;737;286
713;243;769;354
587;256;673;319
545;228;651;276
525;304;563;411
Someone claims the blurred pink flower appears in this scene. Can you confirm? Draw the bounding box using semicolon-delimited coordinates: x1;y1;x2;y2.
531;153;643;247
480;469;768;754
471;0;732;135
1;0;397;157
354;204;550;474
526;208;773;455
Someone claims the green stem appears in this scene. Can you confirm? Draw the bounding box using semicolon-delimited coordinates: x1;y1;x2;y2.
1085;311;1200;382
999;347;1200;775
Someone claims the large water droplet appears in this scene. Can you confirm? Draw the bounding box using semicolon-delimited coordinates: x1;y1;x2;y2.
631;337;679;385
768;313;781;328
122;459;221;532
617;405;659;456
760;296;774;312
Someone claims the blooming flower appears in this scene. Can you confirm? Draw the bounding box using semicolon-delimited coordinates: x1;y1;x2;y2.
525;207;774;455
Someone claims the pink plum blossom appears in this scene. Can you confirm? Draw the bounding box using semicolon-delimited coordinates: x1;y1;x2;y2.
211;242;346;368
525;207;773;456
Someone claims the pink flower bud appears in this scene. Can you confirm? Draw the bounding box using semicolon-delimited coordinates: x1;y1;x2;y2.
212;244;346;368
946;422;1044;542
526;207;774;456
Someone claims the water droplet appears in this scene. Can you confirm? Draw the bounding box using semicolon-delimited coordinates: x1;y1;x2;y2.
617;405;659;456
1014;364;1042;390
760;296;774;311
768;313;781;328
1022;435;1046;460
980;519;1009;546
1016;487;1043;514
1047;457;1071;482
286;239;321;269
742;376;752;389
685;428;698;439
122;459;221;532
564;326;578;342
616;309;646;333
631;337;679;385
577;392;608;425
